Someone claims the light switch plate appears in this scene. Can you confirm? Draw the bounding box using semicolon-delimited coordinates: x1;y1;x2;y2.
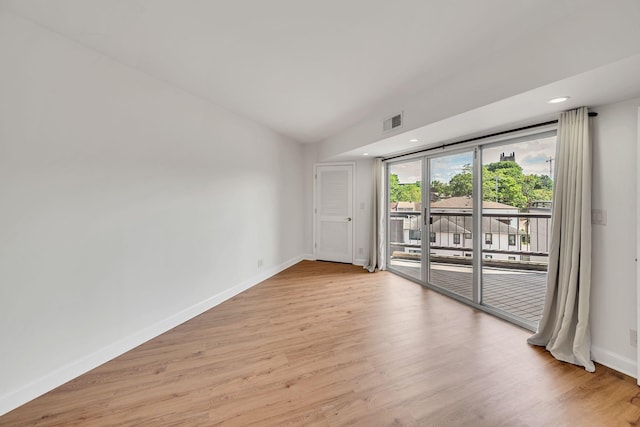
591;209;607;225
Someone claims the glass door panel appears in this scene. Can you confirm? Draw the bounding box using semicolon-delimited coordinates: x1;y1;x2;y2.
428;151;474;300
480;136;556;324
388;160;423;281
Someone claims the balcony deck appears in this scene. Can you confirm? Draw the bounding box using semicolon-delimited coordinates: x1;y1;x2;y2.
390;260;546;324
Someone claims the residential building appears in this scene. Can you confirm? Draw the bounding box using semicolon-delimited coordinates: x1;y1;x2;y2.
391;197;535;262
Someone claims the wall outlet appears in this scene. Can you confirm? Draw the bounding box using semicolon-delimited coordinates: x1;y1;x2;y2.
630;329;637;347
257;259;264;269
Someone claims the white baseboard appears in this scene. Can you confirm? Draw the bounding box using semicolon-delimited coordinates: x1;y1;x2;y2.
0;255;304;416
591;345;637;378
302;255;367;266
302;254;367;266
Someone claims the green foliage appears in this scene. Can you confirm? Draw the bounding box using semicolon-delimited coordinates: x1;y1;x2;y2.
389;174;421;203
448;166;473;197
411;161;554;209
430;180;450;197
486;160;522;175
483;161;552;208
519;173;553;207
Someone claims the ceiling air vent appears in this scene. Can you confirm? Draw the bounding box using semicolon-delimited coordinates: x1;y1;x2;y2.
383;112;403;133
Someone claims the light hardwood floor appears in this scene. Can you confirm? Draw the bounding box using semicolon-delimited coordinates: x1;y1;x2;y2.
2;260;640;426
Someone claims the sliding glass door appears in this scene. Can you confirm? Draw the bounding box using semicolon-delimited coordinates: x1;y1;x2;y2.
428;151;475;301
387;159;424;281
386;131;556;330
480;135;556;324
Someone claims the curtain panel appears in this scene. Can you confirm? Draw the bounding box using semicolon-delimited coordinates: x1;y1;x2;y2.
527;107;594;372
365;158;386;272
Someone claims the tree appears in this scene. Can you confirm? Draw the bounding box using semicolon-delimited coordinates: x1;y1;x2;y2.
389;173;421;203
534;174;553;190
494;173;527;207
392;160;554;209
522;174;553;206
482;167;498;202
389;173;401;203
397;182;421;202
486;160;523;177
430;180;449;198
442;161;555;209
448;164;473;197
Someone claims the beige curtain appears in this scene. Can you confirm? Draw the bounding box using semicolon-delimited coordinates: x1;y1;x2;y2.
365;158;386;272
527;107;594;372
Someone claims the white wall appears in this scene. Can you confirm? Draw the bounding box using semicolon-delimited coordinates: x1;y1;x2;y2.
0;11;304;414
590;96;640;376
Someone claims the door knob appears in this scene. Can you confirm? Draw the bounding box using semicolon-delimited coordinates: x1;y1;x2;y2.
347;217;352;221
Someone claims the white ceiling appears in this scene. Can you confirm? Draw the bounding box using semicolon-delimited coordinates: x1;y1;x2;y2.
339;53;640;160
1;0;624;147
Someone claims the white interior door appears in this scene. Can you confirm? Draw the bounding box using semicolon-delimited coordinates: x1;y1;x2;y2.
314;164;354;263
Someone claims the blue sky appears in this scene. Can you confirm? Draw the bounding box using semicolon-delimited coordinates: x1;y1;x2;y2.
390;135;556;184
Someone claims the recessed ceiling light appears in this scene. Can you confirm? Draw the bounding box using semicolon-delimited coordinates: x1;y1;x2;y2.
410;139;419;142
548;96;570;104
363;153;369;156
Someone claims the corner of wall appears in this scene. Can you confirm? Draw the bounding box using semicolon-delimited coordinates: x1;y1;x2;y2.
0;255;305;416
636;104;640;384
591;346;637;378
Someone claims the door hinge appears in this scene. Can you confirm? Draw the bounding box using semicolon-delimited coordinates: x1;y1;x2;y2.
314;242;317;248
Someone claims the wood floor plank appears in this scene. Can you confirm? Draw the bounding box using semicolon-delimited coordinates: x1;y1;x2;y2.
2;260;639;426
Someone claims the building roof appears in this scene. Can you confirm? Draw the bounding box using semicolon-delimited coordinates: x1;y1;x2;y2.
430;196;517;210
397;201;419;210
432;216;519;234
431;217;470;234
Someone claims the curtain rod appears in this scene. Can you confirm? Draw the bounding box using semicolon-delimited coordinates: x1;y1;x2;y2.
383;112;598;161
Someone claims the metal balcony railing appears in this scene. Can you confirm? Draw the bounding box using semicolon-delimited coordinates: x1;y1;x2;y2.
389;210;552;271
388;209;552;324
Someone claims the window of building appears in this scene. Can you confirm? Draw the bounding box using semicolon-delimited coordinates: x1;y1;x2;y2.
409;229;421;240
485;254;492;259
508;234;516;246
465;253;472;257
521;234;531;245
453;233;461;244
485;233;493;244
464;233;472;239
429;232;436;243
508;256;516;260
